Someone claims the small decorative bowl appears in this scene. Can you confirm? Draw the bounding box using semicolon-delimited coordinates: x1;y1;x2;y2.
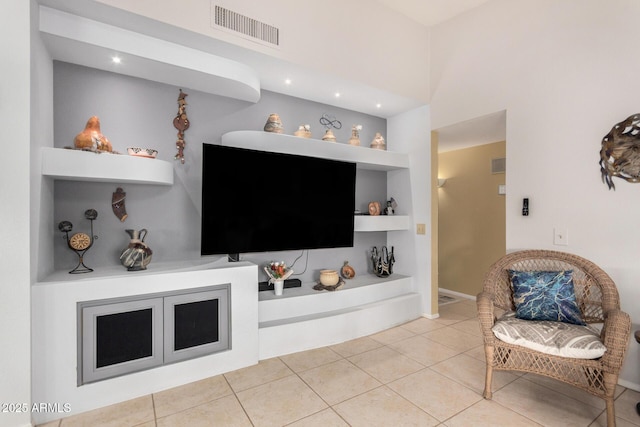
127;147;158;158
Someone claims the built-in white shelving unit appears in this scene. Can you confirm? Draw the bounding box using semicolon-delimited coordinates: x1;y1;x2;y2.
354;215;410;231
41;147;174;185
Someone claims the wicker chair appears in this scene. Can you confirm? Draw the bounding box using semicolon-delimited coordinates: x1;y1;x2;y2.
477;250;631;427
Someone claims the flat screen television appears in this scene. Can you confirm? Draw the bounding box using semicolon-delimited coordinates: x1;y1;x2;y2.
201;143;356;256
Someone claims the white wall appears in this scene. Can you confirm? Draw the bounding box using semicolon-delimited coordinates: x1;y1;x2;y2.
430;0;640;388
95;0;430;104
0;1;32;426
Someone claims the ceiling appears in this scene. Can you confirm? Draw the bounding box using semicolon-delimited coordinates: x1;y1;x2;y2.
376;0;492;27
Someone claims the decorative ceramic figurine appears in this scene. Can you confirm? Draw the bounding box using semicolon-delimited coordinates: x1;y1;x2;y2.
120;229;153;271
74;116;112;152
173;89;190;164
111;187;127;222
294;124;312;138
349;125;362;146
264;113;284;133
368;201;381;216
341;261;355;279
322;129;337;142
370;132;386;150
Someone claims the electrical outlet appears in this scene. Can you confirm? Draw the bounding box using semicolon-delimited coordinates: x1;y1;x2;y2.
554;228;569;246
416;223;426;235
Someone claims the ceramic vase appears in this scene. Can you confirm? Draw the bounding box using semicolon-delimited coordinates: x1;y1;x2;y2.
319;270;340;286
322;129;337;142
264;113;284;133
273;279;284;296
120;229;153;271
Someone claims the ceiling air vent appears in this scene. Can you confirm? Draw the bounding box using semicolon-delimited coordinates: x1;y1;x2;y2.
491;157;506;174
212;4;280;47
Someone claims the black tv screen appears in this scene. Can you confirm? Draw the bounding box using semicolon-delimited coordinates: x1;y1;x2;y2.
201;143;356;256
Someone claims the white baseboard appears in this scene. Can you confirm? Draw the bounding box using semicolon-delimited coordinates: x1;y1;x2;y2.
438;288;476;300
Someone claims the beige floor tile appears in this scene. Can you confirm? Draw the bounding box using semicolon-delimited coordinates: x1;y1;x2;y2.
388;368;482;422
279;346;342;373
443;398;542;427
492;377;603;427
389;334;461;367
348;345;425;384
612;388;640;426
463;344;487;361
153;374;233;418
431;353;519;395
330;336;383;357
368;325;416;345
590;412;640;427
288;408;350;426
334;386;439;427
36;421;61;427
60;395;154;427
156;394;251;427
422;326;484;352
439;300;478;317
298;359;381;405
400;317;446;334
522;373;607;410
236;375;327;427
223;357;293;392
448;318;482;336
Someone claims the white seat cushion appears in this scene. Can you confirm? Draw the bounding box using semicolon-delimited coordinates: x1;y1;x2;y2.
491;312;606;359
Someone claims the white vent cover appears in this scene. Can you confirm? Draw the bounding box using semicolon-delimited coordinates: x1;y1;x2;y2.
212;4;280;47
491;157;506;174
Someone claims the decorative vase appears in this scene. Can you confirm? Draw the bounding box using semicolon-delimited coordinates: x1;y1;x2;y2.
273;279;284;296
341;261;355;279
319;269;340;286
322;129;337;142
348;125;361;146
294;125;311;138
74;116;113;152
370;132;386;150
120;229;153;271
264;113;284;133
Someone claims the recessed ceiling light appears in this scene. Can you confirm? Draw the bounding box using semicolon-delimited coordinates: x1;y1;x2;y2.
376;103;382;109
335;92;341;98
284;78;292;85
112;56;122;64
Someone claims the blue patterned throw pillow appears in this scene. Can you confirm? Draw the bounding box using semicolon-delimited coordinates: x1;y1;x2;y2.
508;270;585;325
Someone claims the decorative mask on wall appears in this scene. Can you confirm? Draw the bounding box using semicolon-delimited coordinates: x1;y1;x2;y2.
173;89;190;164
599;113;640;190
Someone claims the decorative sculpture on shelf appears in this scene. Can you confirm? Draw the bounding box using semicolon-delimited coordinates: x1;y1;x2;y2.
111;187;127;222
370;132;386;150
371;246;395;278
294;124;312;138
264;113;284;133
173;89;190;164
58;209;98;274
74;116;113;152
600;113;640;190
349;125;362;146
319;113;342;143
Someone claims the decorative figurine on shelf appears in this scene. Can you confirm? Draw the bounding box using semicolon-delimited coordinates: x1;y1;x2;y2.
385;197;397;215
341;261;356;279
313;269;345;291
294;124;312;138
111;187;127;222
173;89;190;164
349;125;362;146
370;132;386;150
264;113;284;133
59;209;98;274
600;113;640;190
371;246;395;278
322;129;337;142
120;229;153;271
74;116;113;152
368;201;381;216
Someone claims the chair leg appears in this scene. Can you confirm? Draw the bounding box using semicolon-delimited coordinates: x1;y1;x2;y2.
605;397;615;427
483;346;494;399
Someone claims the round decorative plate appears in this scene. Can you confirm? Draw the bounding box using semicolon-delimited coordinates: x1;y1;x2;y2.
69;232;91;250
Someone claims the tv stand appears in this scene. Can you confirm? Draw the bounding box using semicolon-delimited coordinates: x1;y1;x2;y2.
258;278;302;292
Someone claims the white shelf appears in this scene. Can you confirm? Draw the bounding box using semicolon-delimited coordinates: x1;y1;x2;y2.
41;147;174;185
354;215;410;231
221;131;410;171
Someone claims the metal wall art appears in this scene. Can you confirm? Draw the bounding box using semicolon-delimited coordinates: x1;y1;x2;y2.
600;113;640;190
58;209;98;274
173;89;190;164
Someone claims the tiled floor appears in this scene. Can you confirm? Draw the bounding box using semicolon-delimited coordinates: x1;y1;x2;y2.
40;299;640;426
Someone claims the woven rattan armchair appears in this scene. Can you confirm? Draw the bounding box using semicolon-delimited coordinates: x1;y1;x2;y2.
477;250;631;427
